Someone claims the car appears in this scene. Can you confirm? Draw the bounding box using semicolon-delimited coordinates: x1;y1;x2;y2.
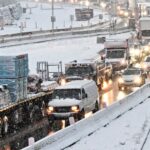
40;81;59;92
47;80;100;121
118;67;146;90
143;55;150;74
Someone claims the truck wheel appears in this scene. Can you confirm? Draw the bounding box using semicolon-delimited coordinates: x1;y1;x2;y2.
142;78;145;85
92;101;99;113
118;85;122;91
77;110;85;120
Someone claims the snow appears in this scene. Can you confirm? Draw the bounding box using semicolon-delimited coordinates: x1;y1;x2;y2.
56;80;94;89
0;2;141;149
48;98;80;107
30;85;149;150
63;97;150;150
0;1;109;36
0;32;132;74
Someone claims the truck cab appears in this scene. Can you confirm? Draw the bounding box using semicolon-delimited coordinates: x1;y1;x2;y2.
63;60;112;87
104;40;129;71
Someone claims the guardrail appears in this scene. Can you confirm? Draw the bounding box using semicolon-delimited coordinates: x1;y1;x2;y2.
0;27;133;48
0;21;132;45
23;83;150;150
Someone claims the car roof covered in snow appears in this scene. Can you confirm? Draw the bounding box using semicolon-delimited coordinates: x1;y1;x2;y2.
56;80;94;89
41;81;58;86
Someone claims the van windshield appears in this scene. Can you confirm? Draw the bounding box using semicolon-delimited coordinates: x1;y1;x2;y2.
107;49;125;58
52;89;81;100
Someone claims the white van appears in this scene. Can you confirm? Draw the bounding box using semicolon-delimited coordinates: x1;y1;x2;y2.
47;80;100;120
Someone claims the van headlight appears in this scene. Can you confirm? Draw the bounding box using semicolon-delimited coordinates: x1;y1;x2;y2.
118;77;124;83
61;79;66;85
71;106;79;112
47;106;54;114
134;77;142;84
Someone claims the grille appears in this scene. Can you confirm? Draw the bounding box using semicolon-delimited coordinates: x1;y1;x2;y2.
55;107;71;113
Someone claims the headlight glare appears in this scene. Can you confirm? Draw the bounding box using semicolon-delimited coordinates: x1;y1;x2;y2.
47;106;54;114
71;106;79;112
118;77;124;83
134;77;142;84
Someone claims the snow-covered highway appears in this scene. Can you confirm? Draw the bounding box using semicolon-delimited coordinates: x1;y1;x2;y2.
23;83;150;150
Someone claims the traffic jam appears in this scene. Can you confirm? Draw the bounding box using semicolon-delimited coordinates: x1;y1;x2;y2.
1;0;150;149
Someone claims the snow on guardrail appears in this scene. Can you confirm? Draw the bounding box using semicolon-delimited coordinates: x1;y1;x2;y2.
23;83;150;150
0;27;132;48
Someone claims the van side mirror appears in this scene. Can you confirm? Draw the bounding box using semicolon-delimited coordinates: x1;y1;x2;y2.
83;93;88;98
101;56;105;60
85;93;88;98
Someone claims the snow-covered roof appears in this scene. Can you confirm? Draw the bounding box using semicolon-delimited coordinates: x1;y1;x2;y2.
41;81;58;86
56;80;94;89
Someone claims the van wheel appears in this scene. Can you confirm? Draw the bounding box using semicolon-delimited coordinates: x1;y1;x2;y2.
77;110;85;120
92;101;99;113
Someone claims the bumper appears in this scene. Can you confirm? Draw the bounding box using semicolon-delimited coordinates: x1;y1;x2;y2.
48;112;78;119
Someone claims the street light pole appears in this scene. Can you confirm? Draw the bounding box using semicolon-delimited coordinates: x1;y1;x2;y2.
51;0;54;32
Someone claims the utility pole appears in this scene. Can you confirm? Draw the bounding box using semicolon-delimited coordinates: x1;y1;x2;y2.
134;0;141;40
51;0;55;33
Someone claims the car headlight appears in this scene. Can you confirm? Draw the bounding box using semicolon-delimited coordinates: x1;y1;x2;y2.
118;77;124;83
134;63;141;68
71;106;79;112
134;77;142;84
47;106;54;114
142;64;147;70
144;46;149;52
121;60;126;65
61;79;66;85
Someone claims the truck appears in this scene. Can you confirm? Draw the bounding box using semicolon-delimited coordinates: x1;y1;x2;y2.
139;17;150;43
104;39;130;71
63;59;113;89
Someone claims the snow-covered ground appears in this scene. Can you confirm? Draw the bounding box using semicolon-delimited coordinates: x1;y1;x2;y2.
62;97;150;150
0;1;110;35
0;32;132;74
23;83;150;150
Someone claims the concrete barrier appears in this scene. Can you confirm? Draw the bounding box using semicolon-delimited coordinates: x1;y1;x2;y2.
23;83;150;150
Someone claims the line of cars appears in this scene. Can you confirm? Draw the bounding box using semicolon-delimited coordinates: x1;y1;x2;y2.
36;39;150;124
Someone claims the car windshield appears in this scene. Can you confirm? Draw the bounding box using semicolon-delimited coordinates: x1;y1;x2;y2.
142;30;150;37
52;89;81;100
66;66;93;76
145;57;150;62
107;49;125;58
123;69;141;75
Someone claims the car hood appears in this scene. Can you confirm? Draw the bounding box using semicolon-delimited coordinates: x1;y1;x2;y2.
48;98;81;107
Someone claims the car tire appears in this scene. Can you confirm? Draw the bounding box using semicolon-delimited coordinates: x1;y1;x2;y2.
77;109;85;120
92;101;99;113
118;85;122;90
